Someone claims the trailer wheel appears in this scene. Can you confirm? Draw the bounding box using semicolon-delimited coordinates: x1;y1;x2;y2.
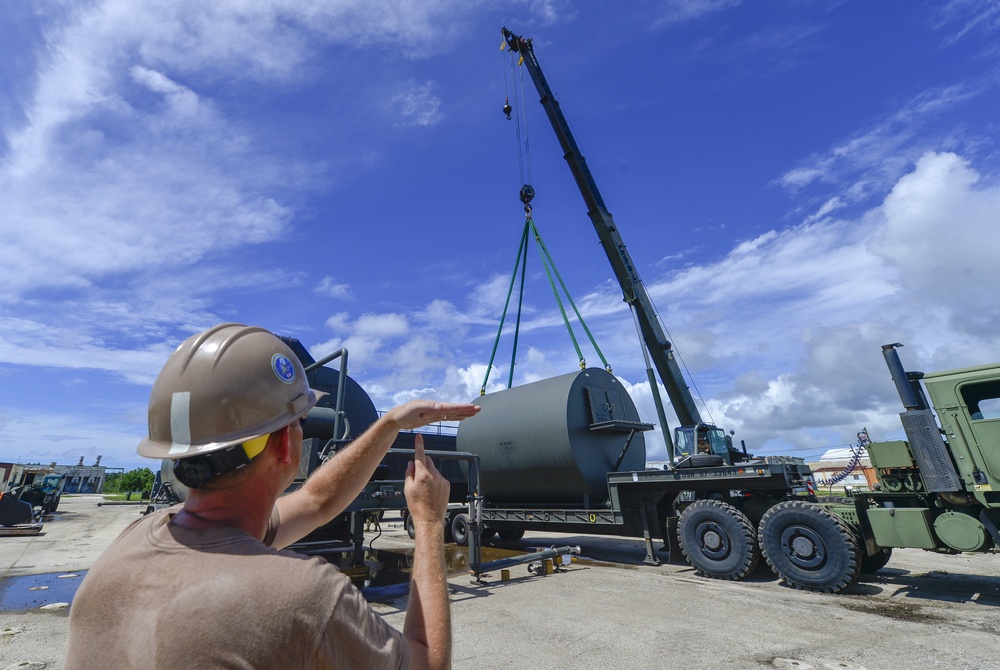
677;500;759;580
497;528;525;542
451;513;470;547
860;547;892;574
405;512;416;540
759;501;860;593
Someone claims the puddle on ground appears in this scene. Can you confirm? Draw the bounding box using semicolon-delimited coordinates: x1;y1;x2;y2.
0;546;535;610
0;571;86;612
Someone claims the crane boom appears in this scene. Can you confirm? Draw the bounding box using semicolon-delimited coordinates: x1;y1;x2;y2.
501;28;703;430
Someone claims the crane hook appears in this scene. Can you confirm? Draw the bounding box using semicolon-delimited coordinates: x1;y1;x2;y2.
503;97;512;120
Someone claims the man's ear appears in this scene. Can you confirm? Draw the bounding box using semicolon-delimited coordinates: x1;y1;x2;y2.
270;426;293;466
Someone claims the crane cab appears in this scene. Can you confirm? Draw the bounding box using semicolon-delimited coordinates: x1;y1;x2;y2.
673;424;733;464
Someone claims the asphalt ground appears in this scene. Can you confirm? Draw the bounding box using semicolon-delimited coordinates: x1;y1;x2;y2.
2;495;1000;669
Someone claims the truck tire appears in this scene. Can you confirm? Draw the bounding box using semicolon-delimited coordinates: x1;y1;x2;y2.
759;501;860;593
451;513;470;547
405;512;416;540
677;500;759;580
860;547;892;573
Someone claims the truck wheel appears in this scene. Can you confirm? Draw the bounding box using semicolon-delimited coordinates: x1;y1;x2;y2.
451;513;470;547
497;528;525;542
677;500;759;580
405;512;416;540
759;501;860;593
860;547;892;573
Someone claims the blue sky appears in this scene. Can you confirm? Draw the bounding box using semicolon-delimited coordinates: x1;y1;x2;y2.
2;1;999;471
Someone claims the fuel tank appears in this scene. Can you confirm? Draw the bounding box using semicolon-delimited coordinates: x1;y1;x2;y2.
457;368;647;504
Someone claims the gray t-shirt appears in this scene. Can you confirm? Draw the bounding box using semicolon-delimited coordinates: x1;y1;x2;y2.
66;505;407;669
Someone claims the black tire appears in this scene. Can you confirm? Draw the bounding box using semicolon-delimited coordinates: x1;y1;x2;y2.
677;500;759;580
405;512;416;540
860;547;893;573
451;513;470;547
759;501;861;593
497;528;525;542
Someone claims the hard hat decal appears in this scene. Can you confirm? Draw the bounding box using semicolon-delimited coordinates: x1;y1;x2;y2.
168;391;193;455
272;354;296;384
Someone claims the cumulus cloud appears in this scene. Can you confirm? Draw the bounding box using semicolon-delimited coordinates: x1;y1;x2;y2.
317;150;999;461
656;152;1000;455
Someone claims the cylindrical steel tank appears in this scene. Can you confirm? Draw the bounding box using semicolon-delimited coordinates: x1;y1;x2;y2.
457;368;646;504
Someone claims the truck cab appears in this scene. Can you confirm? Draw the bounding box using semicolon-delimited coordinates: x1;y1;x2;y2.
923;363;1000;502
854;346;1000;556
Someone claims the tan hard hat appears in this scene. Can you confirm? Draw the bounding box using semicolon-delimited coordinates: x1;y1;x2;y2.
137;323;317;460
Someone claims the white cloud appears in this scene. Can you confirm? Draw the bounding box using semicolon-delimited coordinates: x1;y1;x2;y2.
932;0;1000;47
641;151;1000;455
0;0;583;401
0;390;155;470
315;276;351;299
775;84;983;216
391;80;443;127
653;0;742;27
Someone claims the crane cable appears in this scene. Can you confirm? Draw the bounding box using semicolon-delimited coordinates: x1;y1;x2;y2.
501;42;532;189
481;38;610;394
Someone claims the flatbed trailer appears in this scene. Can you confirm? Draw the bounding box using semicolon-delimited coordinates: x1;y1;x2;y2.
469;456;814;566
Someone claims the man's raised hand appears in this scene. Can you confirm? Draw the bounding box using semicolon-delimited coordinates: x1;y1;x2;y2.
387;400;480;431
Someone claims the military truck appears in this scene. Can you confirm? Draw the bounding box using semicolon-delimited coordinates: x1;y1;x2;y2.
790;343;1000;591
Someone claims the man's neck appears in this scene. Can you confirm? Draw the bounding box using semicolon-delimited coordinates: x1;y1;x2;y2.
172;487;275;541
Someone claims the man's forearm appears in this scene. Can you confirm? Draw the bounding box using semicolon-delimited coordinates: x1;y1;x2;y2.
404;519;452;670
304;414;402;513
272;415;401;548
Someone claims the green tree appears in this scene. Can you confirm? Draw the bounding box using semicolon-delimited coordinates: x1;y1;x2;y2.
119;467;155;494
104;472;123;492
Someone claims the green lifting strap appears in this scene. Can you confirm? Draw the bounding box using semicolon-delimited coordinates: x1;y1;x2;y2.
528;219;611;372
530;218;585;367
481;222;530;394
481;216;612;394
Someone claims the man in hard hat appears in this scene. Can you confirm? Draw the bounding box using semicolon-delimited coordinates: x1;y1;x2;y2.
65;323;479;669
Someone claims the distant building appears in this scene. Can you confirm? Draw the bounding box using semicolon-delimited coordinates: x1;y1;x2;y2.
56;456;108;493
1;456;108;494
808;447;876;491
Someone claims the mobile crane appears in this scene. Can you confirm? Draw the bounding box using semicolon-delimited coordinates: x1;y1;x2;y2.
484;29;999;593
450;29;818;585
500;28;737;466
